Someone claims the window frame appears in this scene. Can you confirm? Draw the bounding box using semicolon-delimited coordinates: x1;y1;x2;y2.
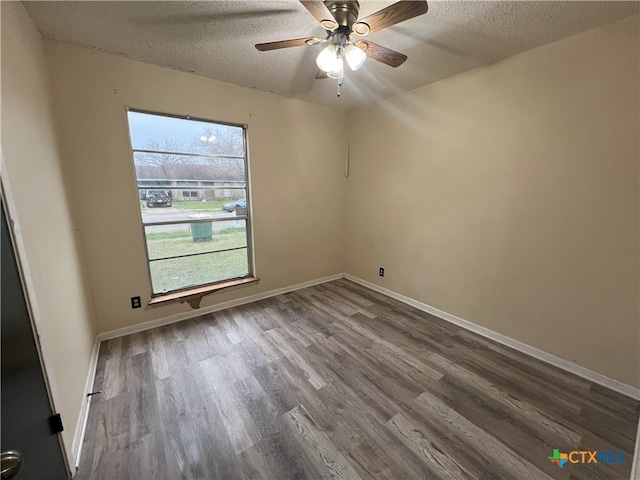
125;107;256;301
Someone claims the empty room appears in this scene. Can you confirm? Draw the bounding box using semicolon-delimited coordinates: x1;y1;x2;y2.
1;1;639;479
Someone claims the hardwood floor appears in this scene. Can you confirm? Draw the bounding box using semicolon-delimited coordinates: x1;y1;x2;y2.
76;279;639;479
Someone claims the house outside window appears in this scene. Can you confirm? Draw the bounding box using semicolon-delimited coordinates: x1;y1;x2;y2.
126;109;253;295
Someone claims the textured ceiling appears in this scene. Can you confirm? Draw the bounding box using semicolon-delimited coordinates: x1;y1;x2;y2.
24;1;639;110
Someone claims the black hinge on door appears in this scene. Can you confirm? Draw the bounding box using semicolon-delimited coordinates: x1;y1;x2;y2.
48;414;64;435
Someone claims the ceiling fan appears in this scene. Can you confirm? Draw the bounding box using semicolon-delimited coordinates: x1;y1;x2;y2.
255;1;428;80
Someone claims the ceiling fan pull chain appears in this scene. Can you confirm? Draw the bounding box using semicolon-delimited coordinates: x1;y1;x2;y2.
337;80;342;98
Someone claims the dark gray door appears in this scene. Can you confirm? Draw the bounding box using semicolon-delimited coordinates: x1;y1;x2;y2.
1;200;70;479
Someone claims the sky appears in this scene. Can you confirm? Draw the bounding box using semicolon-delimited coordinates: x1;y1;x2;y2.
127;111;241;150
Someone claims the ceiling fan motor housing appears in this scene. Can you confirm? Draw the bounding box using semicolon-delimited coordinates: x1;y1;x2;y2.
324;1;360;29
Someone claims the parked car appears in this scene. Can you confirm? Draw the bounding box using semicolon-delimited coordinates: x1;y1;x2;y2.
146;190;172;208
221;198;246;212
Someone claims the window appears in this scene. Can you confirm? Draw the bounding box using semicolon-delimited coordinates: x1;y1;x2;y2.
126;109;253;296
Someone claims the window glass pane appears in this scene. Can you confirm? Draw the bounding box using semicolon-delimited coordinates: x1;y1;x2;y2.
149;249;249;294
139;188;247;223
145;221;247;260
128;111;244;157
133;152;245;181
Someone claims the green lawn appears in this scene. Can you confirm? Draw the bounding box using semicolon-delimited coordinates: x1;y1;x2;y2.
145;226;244;241
146;228;249;293
146;229;246;259
176;200;228;211
145;230;191;240
150;248;248;293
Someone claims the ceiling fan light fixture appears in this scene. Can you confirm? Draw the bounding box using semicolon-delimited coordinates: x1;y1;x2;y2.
327;60;344;79
352;22;370;36
316;44;342;73
344;44;366;70
320;19;339;30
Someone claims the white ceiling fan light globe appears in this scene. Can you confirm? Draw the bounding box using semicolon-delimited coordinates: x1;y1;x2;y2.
316;44;341;73
344;44;366;71
327;58;344;79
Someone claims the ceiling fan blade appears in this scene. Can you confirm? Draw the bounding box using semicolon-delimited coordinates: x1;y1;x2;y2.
353;1;428;35
315;69;329;79
299;0;338;30
356;40;407;67
256;37;321;51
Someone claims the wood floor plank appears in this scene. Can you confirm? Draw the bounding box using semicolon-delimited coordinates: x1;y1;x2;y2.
190;403;245;479
75;393;132;480
252;360;300;415
413;390;556;480
235;338;270;373
576;403;638;450
127;330;149;357
249;331;285;365
199;345;252;386
449;332;592;414
201;369;262;455
387;411;472;480
284;404;364;480
215;308;247;345
250;300;281;330
314;335;381;381
127;352;158;442
90;341;108;393
427;352;583;448
77;279;639;480
174;316;218;362
265;328;328;389
445;339;584;416
101;336;129;399
430;374;573;479
303;341;402;422
148;327;174;381
234;375;310;479
127;432;165;480
154;368;227;479
348;414;431;479
455;329;593;393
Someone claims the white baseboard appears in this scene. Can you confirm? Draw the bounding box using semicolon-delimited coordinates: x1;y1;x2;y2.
344;274;640;401
97;273;344;341
71;337;100;470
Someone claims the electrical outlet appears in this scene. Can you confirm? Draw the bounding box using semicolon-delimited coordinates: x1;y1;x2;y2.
131;296;141;309
379;267;385;277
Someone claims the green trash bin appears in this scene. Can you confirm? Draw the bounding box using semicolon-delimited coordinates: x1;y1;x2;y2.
190;215;213;242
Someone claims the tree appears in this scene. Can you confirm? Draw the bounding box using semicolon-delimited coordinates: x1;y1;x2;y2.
134;127;245;182
135;139;190;166
191;127;243;156
191;126;245;179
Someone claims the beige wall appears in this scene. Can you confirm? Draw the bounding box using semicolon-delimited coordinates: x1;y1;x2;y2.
43;41;348;334
0;2;97;463
346;15;640;387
